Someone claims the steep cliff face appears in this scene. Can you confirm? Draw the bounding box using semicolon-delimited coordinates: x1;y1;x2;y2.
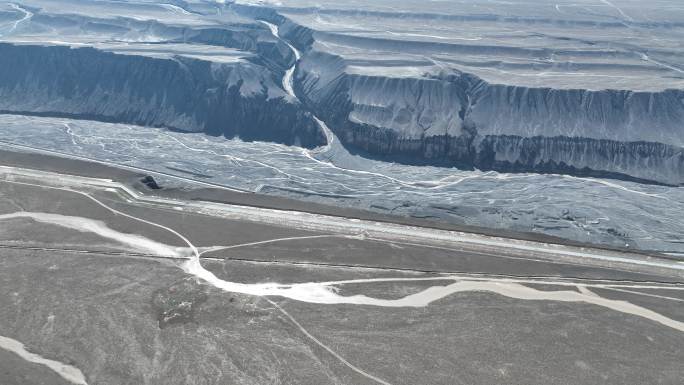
293;47;684;185
474;136;684;184
467;83;684;145
0;1;325;147
0;43;324;148
238;0;684;186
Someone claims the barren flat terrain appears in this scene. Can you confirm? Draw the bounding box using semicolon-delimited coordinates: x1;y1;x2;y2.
0;160;682;385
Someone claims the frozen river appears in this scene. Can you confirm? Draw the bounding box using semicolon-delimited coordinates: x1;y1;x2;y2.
0;113;683;253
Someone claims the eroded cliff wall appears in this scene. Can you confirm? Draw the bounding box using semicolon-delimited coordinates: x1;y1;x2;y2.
0;43;324;147
294;47;684;184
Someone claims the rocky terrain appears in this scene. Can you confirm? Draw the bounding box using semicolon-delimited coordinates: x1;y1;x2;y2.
275;0;684;185
0;0;324;147
0;0;682;184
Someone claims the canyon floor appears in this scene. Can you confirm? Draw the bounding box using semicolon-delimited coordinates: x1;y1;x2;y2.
0;153;682;385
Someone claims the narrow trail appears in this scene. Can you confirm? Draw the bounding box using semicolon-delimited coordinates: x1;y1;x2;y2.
605;287;684;302
198;234;349;256
266;298;393;385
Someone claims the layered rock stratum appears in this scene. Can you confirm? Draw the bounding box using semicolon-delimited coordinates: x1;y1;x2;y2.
0;0;683;184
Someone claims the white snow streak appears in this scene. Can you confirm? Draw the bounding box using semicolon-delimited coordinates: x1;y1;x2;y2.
600;0;634;22
0;211;186;257
159;3;191;15
0;335;88;385
8;3;33;33
258;20;300;99
183;259;684;332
